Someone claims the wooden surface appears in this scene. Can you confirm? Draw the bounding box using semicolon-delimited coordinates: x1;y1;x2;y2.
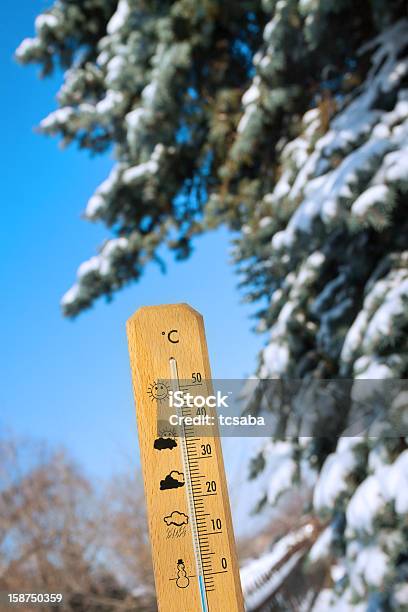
126;303;244;612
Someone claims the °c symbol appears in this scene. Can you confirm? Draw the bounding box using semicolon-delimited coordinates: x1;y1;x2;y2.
162;329;179;344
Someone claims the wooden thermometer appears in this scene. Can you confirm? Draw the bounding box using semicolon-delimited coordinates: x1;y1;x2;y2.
126;303;244;612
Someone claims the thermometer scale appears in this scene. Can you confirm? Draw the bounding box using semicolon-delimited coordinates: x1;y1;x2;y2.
126;303;244;612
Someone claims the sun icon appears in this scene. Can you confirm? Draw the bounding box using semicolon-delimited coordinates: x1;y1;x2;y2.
147;381;170;402
159;428;177;439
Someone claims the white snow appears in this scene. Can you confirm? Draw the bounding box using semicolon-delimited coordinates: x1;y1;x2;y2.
286;138;391;241
354;359;393;379
260;341;289;377
395;584;408;605
340;310;368;364
303;108;320;126
35;13;58;33
61;284;80;307
237;104;260;134
341;263;408;372
360;546;388;586
141;82;159;106
308;525;333;563
240;524;313;611
15;38;40;60
313;440;359;511
345;449;408;535
258;20;408;274
263;18;278;45
384;148;408;183
75;237;129;281
311;589;334;612
346;474;386;533
106;55;128;85
385;450;408;514
123;160;158;184
40;107;74;130
317;588;366;612
107;0;130;34
96;90;125;116
101;236;128;256
351;184;390;217
242;80;261;107
268;170;291;202
331;563;346;583
364;278;408;346
271;229;292;251
122;144;164;185
85;165;122;219
126;107;150;149
86;194;105;218
267;456;297;505
78;256;100;278
101;239;127;276
259;216;272;228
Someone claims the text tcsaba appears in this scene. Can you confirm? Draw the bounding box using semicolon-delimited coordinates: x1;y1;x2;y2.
169;414;265;426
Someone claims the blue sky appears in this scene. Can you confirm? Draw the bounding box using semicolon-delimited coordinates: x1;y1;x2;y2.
0;1;265;479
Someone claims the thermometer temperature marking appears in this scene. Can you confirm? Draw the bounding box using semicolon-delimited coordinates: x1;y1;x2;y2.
126;303;244;612
169;356;209;611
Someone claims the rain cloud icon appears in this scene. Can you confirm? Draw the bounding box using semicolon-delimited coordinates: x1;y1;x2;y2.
164;511;189;527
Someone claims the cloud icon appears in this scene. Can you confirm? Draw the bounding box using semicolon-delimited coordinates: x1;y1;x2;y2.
164;511;189;527
160;471;185;490
154;437;177;451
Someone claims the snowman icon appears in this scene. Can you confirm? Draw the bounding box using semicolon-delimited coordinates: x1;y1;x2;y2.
176;559;190;588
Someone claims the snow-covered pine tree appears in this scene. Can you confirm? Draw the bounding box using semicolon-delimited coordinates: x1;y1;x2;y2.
18;1;408;609
233;9;408;610
17;0;267;315
234;9;408;612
